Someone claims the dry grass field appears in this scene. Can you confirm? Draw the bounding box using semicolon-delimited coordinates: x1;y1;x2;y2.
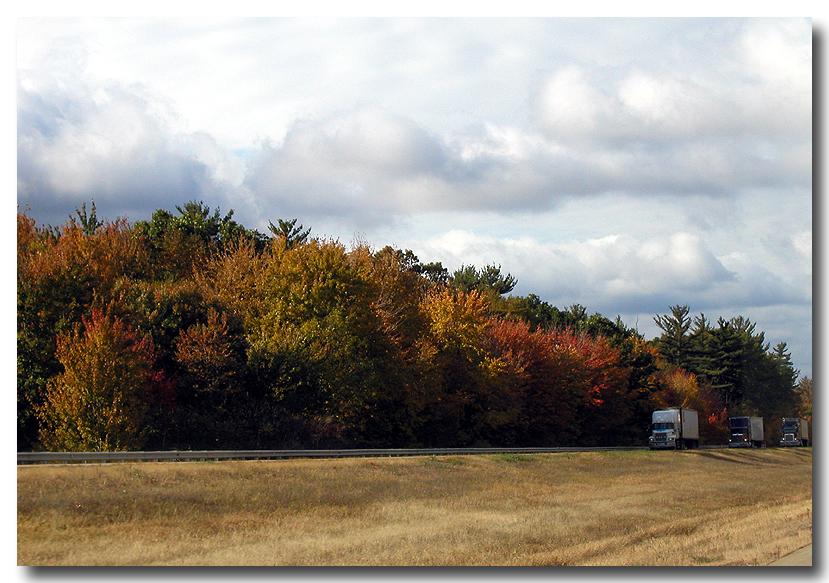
18;448;811;566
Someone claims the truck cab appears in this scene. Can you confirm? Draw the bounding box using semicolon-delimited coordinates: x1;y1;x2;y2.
780;418;809;447
649;408;699;450
728;416;764;448
649;419;678;448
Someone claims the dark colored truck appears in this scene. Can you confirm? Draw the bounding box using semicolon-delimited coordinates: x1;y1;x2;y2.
728;416;764;448
780;418;809;447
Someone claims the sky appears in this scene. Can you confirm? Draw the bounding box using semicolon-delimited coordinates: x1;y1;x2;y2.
15;15;813;378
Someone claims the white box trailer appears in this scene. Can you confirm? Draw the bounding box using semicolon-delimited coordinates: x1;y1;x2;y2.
649;407;699;450
728;416;764;448
780;418;809;447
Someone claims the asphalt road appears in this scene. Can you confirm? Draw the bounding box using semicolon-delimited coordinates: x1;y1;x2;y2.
768;544;812;566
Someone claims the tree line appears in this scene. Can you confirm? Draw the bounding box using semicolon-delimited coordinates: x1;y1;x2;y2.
17;201;809;452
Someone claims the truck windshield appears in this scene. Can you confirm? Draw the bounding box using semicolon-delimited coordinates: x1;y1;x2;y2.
782;420;798;428
653;423;674;430
730;418;748;428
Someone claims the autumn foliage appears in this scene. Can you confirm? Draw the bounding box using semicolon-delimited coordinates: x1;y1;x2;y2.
17;203;800;451
34;309;169;451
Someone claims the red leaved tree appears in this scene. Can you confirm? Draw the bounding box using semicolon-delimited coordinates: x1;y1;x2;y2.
562;331;632;446
35;309;169;451
484;320;588;446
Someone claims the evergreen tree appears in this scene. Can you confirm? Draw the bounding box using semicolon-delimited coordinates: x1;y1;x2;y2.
451;263;517;296
268;218;311;250
653;305;693;368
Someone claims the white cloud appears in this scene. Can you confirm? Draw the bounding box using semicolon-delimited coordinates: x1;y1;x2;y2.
739;18;812;94
408;229;738;309
791;230;812;258
19;18;812;224
16;38;245;224
284;106;445;176
532;18;811;149
534;65;613;143
244;105;450;223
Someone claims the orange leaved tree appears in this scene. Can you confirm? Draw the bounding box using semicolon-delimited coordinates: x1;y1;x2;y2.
35;309;166;451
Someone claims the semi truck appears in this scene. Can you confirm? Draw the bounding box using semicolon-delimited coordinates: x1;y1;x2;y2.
649;407;699;450
728;416;764;448
780;418;809;447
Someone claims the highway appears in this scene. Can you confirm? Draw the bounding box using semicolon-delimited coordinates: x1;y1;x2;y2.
18;445;654;464
768;544;812;566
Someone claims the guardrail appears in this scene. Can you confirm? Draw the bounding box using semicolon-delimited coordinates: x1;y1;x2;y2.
18;446;651;465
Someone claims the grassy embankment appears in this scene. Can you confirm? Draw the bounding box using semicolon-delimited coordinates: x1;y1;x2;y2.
18;448;811;566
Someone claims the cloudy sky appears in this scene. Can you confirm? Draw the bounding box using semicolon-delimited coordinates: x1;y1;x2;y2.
15;16;813;378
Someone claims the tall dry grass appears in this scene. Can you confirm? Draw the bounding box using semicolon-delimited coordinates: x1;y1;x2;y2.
18;448;811;566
